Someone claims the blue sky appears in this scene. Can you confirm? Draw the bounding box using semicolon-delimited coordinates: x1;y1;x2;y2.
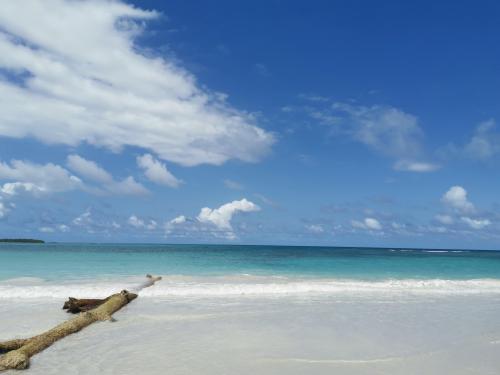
0;0;499;248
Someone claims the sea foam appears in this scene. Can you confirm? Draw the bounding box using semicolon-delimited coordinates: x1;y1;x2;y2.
2;276;500;299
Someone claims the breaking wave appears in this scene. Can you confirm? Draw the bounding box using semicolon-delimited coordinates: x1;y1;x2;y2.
2;275;500;299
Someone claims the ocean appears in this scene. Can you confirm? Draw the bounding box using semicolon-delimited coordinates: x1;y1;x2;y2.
1;243;500;374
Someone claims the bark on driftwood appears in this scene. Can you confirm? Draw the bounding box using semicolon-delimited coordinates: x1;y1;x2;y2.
63;296;110;313
62;274;162;314
0;274;161;371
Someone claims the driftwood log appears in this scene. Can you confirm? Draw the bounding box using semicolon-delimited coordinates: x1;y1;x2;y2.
62;274;161;314
0;274;161;371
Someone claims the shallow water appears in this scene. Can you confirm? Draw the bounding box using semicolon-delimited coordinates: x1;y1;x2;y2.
1;244;500;374
2;293;500;374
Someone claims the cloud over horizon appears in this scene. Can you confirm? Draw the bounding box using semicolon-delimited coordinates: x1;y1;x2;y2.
164;198;261;240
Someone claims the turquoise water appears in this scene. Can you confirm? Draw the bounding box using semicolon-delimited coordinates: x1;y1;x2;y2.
1;243;500;281
3;244;500;375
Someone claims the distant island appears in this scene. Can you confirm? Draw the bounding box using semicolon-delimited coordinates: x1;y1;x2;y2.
0;239;45;243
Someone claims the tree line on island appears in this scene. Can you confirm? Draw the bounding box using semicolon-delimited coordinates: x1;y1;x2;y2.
0;239;45;244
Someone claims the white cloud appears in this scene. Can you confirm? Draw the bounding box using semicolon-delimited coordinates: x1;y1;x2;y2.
439;119;500;162
331;103;423;159
169;215;187;225
365;218;383;230
0;200;8;219
306;102;437;171
441;186;475;213
306;224;324;233
39;226;55;233
0;1;273;167
128;215;157;230
197;198;260;231
0;159;81;194
253;193;279;208
164;215;187;234
391;222;406;230
39;224;69;233
128;215;143;228
436;187;492;232
393;160;440;173
464;119;500;160
461;217;491;230
71;209;122;233
224;179;244;190
435;214;454;225
110;176;148;195
58;224;70;232
0;182;45;196
0;156;146;197
136;154;181;188
67;155;148;195
67;154;113;184
351;217;383;231
73;210;92;226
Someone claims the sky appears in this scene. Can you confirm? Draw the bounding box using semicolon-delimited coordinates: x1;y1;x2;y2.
0;0;500;249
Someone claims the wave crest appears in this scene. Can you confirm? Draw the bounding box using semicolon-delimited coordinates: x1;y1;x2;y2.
1;276;500;299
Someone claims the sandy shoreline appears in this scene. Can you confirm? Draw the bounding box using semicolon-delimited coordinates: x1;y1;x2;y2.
2;291;500;374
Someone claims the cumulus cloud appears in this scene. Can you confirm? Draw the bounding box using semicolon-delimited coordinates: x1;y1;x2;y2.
128;215;157;230
433;187;494;233
441;186;475;213
164;215;187;234
0;0;273;167
67;155;148;195
351;217;383;231
169;215;187;225
0;159;81;194
136;154;181;188
0;182;46;196
197;198;260;231
461;217;491;230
